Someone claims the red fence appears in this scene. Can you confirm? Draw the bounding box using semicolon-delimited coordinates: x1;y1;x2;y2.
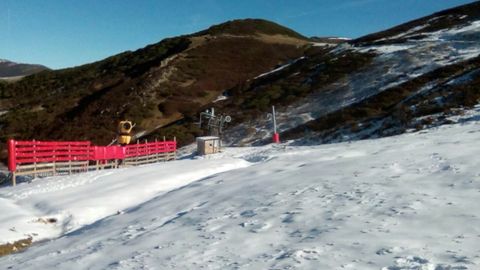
7;139;177;184
8;140;93;172
88;141;177;161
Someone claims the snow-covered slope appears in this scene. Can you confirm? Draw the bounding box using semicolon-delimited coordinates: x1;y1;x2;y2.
0;158;250;244
0;112;479;269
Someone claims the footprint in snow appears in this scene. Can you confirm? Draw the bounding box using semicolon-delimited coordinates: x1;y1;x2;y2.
382;255;468;270
250;222;271;233
281;212;300;224
239;220;271;233
376;247;403;255
240;210;257;218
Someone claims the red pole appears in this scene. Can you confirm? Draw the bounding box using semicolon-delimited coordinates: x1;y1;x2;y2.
273;133;280;144
7;139;16;172
271;106;280;144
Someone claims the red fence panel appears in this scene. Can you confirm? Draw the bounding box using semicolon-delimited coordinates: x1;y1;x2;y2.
124;141;176;158
92;146;125;160
10;140;92;166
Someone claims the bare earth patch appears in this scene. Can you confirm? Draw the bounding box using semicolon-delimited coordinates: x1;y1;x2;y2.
0;238;33;257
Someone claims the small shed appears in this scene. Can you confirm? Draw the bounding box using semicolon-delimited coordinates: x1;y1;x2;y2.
196;136;221;155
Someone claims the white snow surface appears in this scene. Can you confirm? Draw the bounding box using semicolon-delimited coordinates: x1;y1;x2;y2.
212;94;228;103
331;37;351;41
0;158;251;244
312;42;337;47
254;57;306;79
1;118;480;269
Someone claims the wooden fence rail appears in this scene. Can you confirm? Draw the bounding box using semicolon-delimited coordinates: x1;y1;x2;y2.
7;138;177;186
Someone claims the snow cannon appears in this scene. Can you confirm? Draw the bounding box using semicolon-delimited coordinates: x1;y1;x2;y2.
117;120;135;145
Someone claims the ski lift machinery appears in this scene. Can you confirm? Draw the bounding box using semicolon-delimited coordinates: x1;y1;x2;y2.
196;108;232;154
198;108;232;137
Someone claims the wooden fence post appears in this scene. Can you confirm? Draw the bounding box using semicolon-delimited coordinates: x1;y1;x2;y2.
174;136;177;160
53;146;56;176
33;139;37;179
11;172;16;186
68;144;72;175
136;140;139;165
162;136;166;162
144;139;148;163
155;138;159;162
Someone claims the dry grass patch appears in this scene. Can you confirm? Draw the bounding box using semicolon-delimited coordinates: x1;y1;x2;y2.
0;237;33;257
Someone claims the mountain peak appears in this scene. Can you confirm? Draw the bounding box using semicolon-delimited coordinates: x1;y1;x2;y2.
195;18;308;40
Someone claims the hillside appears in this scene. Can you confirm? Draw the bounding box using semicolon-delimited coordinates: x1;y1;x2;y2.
0;59;48;78
1;2;480;156
209;1;480;146
0;19;310;159
0;109;479;269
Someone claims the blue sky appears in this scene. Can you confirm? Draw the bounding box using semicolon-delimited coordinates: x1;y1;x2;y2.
0;0;475;69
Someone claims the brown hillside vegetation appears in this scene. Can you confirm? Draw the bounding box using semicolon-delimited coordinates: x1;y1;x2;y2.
0;238;32;257
0;19;309;159
194;19;308;40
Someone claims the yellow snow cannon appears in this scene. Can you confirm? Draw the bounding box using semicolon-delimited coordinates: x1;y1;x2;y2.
117;120;135;145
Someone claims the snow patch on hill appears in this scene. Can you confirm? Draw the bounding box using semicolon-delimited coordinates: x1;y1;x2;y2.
254;57;306;79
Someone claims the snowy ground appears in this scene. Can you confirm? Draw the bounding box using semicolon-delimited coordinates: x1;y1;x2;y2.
0;116;479;269
0;158;251;244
